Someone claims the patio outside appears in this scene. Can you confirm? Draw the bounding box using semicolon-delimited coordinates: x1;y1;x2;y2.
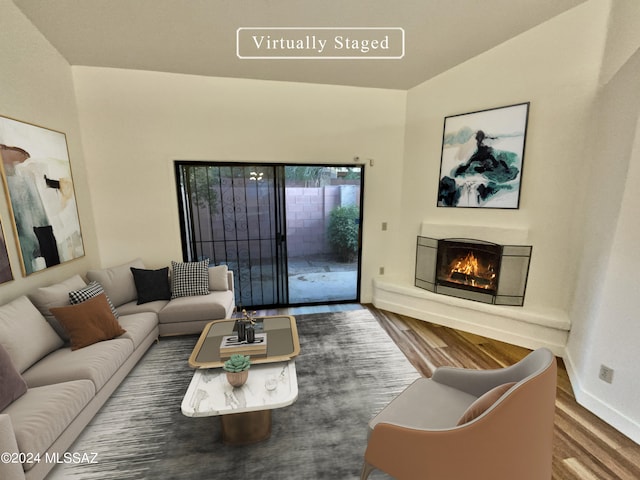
288;253;358;303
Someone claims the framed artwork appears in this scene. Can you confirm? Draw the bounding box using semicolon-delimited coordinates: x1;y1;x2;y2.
437;102;530;209
0;217;13;284
0;115;85;276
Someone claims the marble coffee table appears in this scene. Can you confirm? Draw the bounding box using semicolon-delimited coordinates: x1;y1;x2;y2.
181;361;298;445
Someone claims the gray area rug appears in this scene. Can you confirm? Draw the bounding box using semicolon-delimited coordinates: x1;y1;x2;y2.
49;309;420;479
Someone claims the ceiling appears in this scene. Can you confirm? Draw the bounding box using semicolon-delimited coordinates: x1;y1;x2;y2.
13;0;587;90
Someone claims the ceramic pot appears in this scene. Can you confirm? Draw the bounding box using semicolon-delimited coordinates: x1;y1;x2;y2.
226;370;249;387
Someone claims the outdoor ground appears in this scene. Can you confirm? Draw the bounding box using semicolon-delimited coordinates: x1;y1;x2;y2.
287;254;358;303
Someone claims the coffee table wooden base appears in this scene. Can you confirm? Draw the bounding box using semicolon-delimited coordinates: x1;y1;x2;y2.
220;410;272;445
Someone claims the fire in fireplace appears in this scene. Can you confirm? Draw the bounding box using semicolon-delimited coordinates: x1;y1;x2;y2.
415;236;532;306
436;239;502;295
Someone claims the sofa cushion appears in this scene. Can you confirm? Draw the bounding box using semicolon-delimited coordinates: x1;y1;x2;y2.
0;296;64;373
171;259;209;299
87;258;145;307
116;299;168;316
158;290;234;324
117;312;159;349
49;294;126;351
209;264;229;291
21;338;134;391
28;274;87;341
69;281;120;318
3;380;95;471
0;344;28;410
131;267;171;304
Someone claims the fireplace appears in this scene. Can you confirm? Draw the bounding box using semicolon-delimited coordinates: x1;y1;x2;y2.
415;237;532;306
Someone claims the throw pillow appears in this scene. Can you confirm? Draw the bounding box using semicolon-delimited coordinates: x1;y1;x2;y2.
50;294;126;351
456;382;517;426
0;343;28;410
171;259;210;299
86;258;145;307
28;274;87;341
208;264;229;291
131;267;171;304
0;296;64;373
69;281;120;318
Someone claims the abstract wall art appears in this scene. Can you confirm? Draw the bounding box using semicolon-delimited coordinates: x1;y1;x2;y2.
0;115;85;276
0;217;13;284
437;102;530;209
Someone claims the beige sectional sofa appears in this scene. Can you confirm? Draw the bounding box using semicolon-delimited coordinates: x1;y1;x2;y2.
0;259;235;480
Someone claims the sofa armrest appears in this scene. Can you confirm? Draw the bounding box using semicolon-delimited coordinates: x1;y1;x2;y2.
0;414;26;480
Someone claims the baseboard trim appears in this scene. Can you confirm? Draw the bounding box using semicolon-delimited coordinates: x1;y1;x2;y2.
563;350;640;445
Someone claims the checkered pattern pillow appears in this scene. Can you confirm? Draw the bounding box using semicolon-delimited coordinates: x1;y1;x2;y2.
171;259;210;299
69;281;120;318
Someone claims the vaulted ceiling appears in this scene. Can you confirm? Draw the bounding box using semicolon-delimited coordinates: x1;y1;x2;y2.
13;0;587;90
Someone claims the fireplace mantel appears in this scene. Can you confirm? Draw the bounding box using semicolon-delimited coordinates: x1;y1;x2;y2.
420;222;530;245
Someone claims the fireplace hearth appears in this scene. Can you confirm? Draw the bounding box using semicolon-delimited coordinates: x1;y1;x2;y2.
415;237;532;306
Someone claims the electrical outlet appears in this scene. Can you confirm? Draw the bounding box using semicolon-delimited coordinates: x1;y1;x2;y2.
379;266;385;275
381;222;388;231
599;364;614;384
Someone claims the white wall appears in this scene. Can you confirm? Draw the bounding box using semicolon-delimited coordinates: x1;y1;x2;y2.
71;67;407;301
566;1;640;442
393;0;640;443
393;0;608;312
0;0;98;305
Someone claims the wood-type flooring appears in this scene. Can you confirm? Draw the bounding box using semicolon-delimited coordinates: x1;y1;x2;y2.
364;305;640;480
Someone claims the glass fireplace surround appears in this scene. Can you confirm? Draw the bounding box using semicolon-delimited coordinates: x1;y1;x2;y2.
415;236;532;306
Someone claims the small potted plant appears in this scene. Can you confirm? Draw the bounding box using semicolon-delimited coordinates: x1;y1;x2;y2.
223;354;251;387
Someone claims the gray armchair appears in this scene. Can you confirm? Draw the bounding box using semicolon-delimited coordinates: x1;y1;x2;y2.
361;348;557;480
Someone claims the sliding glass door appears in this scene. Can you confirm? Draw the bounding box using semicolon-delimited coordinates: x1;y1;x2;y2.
175;162;363;309
175;163;287;307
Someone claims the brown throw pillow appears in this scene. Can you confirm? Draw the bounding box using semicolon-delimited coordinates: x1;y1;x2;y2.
50;294;126;351
0;343;28;410
456;382;517;426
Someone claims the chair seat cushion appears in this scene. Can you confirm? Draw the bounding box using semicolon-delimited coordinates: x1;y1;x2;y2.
369;377;477;432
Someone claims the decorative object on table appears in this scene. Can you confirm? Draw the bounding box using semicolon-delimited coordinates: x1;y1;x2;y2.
246;324;255;343
223;354;251;387
264;373;278;391
0;115;85;275
236;320;247;341
241;308;257;325
219;332;267;357
437;102;530;209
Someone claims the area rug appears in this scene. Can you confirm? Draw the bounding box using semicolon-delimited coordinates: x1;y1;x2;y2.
49;309;420;479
